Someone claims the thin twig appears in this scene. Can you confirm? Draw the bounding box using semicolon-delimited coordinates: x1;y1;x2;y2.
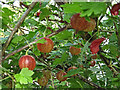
20;2;29;9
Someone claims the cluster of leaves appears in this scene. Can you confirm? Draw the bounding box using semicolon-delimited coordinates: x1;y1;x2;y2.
14;68;34;88
1;1;120;89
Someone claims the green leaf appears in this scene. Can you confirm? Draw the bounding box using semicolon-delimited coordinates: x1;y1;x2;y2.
26;77;33;83
71;55;79;63
109;33;118;42
63;13;73;23
55;30;72;40
62;52;69;60
102;19;114;27
79;2;107;17
91;74;98;82
67;77;83;88
2;7;15;16
14;68;34;84
117;74;120;78
20;77;28;84
41;2;48;8
53;58;62;65
14;74;22;82
25;19;37;26
49;5;61;11
61;2;107;17
2;7;15;30
80;41;91;61
53;52;68;65
37;25;46;32
15;83;23;88
111;78;118;81
33;47;41;56
118;25;120;36
20;68;34;77
12;36;24;43
36;38;46;44
104;67;113;78
39;8;52;20
102;44;109;50
61;3;82;14
109;44;118;56
28;2;41;16
64;68;82;77
26;31;36;39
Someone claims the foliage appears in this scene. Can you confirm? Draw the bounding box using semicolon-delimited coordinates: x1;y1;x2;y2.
1;1;120;89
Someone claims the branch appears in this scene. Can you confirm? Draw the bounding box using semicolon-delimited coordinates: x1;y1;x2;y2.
1;24;70;63
77;75;105;89
1;1;37;58
20;2;29;9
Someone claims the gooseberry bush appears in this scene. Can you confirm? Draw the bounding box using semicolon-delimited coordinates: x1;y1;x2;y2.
0;1;120;89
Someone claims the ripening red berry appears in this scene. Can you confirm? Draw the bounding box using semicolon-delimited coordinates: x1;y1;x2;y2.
37;37;54;53
67;66;78;76
110;3;120;16
38;76;48;86
70;13;96;32
19;55;36;70
56;70;67;81
36;12;40;17
42;70;51;79
69;46;81;55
